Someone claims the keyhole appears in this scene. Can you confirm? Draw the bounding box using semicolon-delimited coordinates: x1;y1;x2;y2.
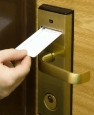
44;94;57;111
48;95;53;103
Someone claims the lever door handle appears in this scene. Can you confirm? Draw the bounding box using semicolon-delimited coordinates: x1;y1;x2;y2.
39;52;90;84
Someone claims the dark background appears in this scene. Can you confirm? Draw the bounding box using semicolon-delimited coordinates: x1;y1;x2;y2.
0;0;36;114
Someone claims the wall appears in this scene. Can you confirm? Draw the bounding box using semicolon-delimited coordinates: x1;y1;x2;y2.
37;0;94;115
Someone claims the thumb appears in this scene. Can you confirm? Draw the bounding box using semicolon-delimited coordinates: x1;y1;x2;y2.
0;49;27;62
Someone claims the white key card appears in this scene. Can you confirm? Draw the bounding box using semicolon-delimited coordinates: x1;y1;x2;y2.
16;27;62;57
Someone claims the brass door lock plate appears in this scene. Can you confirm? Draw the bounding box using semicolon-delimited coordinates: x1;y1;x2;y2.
38;4;90;115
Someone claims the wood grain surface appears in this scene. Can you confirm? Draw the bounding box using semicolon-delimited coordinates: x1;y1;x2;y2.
37;0;94;115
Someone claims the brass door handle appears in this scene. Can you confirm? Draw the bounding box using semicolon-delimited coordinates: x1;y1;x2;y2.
39;52;90;84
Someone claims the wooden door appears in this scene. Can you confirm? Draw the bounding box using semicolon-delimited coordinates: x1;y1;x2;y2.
37;0;94;115
0;0;36;114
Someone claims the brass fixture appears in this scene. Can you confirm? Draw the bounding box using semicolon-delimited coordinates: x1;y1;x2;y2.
38;4;90;115
39;52;90;84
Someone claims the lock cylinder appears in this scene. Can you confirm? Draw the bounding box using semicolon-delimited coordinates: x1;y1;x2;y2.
44;94;57;111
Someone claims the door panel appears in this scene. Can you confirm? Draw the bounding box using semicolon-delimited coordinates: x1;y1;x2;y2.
0;0;36;114
37;0;94;115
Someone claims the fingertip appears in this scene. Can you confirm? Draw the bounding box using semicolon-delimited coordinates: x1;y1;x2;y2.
16;49;27;55
22;55;31;68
